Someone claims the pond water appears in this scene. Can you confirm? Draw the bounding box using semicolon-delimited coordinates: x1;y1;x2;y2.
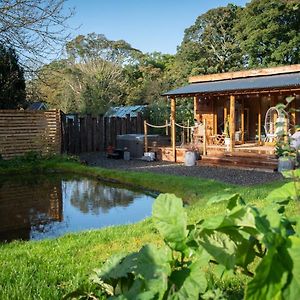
0;175;155;242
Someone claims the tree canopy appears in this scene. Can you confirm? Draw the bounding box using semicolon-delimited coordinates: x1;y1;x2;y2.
0;45;26;109
28;0;300;115
0;0;73;69
235;0;300;67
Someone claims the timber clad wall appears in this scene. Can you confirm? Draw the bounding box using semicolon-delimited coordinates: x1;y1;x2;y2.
0;109;61;159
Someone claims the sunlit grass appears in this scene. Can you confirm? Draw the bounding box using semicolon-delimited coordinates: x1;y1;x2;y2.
0;156;292;299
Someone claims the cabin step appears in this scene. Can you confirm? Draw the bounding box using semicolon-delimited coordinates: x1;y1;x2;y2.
206;147;275;156
199;155;278;171
206;149;276;157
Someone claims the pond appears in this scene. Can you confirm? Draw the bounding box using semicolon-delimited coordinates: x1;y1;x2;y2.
0;175;155;242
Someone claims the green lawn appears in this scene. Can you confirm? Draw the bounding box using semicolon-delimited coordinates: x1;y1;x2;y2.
0;156;292;299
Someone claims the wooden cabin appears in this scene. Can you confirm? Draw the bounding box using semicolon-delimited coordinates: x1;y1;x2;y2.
154;64;300;170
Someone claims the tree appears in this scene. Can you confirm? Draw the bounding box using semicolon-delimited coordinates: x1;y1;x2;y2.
0;44;26;109
31;34;142;113
123;52;175;105
0;0;73;68
235;0;300;67
174;4;243;81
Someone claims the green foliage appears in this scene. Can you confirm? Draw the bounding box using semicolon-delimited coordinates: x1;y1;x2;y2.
28;0;300;116
0;44;26;109
235;0;300;67
71;187;300;299
174;4;243;79
274;97;297;159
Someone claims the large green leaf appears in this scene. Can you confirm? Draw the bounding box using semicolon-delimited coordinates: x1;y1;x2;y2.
266;182;298;202
152;194;188;250
169;260;207;299
283;236;300;299
197;231;237;269
95;253;129;280
136;244;172;299
245;249;289;300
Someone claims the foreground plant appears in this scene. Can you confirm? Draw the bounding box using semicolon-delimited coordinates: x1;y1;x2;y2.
67;188;300;299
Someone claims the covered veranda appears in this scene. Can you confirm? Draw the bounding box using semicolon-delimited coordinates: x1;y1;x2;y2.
153;65;300;169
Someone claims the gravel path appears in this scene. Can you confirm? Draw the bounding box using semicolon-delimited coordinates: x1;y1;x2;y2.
80;152;283;186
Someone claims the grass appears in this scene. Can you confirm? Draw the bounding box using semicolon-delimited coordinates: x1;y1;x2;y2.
0;155;293;299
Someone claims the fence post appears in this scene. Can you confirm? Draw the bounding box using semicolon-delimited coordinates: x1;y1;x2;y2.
80;117;86;153
98;115;104;151
126;114;130;133
144;120;148;153
171;119;176;162
137;112;142;133
68;118;75;154
203;119;207;156
60;112;66;153
165;120;169;136
187;119;190;143
74;114;80;154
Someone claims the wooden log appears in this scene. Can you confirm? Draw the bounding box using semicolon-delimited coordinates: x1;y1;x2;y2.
189;64;300;83
194;95;199;119
213;101;217;135
165;120;169;136
97;115;103;151
92;117;97;151
241;99;245;144
171;119;176;162
68;118;75;154
126;114;130;134
171;97;176;120
110;117;116;148
86;114;93;152
136;112;142;133
73;114;80;154
258;100;262;145
104;117;109;149
80;117;87;153
187;119;190;143
224;106;227;127
170;97;176;162
230;95;236;152
203;119;207;156
121;117;126;134
144;120;148;152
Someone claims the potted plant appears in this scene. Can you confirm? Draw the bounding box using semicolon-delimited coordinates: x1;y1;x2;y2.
224;117;230;151
276;139;296;172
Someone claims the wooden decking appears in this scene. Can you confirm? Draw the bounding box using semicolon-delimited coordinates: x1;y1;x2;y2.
149;142;277;171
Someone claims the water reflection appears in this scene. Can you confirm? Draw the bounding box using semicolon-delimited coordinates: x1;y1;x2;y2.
0;176;154;242
68;180;136;214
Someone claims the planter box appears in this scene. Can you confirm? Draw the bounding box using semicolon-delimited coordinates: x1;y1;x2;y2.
278;157;295;172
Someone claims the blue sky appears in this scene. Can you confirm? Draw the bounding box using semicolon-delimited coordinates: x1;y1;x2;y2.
68;0;249;54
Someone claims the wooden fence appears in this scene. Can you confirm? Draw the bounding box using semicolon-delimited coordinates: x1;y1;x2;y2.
0;110;144;158
61;113;144;154
0;110;61;159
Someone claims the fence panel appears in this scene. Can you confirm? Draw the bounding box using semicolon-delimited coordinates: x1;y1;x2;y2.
0;109;61;159
62;113;144;154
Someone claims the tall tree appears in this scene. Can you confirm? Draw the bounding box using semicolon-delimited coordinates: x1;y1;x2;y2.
0;0;73;69
31;34;142;113
0;45;26;109
174;4;243;81
235;0;300;67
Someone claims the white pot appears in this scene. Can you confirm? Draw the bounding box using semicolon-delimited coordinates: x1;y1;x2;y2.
278;157;295;172
184;151;196;166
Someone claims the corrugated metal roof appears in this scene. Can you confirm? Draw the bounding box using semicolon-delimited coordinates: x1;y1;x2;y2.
104;105;147;118
162;72;300;96
27;102;48;110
